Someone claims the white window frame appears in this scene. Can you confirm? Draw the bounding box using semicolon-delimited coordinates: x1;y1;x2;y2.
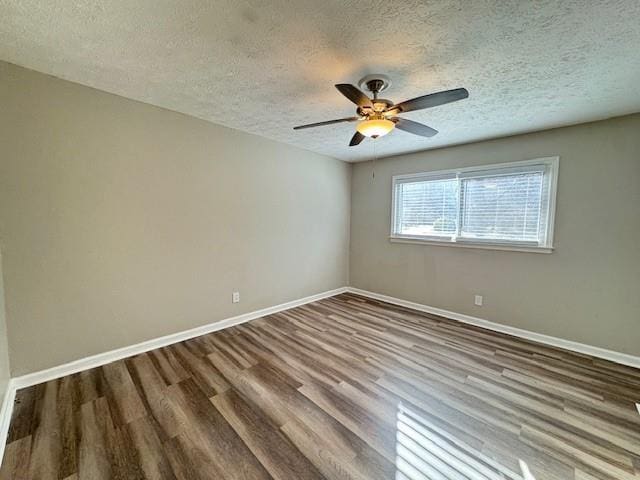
390;157;559;253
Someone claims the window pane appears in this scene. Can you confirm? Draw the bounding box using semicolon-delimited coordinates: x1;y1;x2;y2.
396;179;458;237
460;172;543;242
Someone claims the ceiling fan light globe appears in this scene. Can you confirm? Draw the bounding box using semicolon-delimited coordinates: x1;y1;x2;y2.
356;118;394;138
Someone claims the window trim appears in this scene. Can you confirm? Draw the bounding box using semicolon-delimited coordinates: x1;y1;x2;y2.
389;157;559;253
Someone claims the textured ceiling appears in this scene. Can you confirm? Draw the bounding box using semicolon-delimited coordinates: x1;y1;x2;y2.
1;1;640;162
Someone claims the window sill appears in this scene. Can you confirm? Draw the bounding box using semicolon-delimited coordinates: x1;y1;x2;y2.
389;236;554;254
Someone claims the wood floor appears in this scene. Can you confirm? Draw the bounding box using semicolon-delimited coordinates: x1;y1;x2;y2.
2;293;640;480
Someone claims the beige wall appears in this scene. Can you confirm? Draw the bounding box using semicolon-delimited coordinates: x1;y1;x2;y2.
0;254;10;402
351;114;640;356
0;62;350;375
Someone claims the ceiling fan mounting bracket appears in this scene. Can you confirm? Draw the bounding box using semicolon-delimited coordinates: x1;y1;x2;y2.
358;74;391;98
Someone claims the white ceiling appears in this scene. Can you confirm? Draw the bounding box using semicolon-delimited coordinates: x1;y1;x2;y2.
1;1;639;162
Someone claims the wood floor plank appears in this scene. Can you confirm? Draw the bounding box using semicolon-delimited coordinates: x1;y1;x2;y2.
281;415;394;480
57;375;80;479
298;382;397;462
161;435;204;480
127;354;184;439
27;380;61;480
211;389;326;480
0;435;31;480
102;361;147;426
148;348;190;386
78;397;113;480
169;343;230;397
2;292;639;479
167;378;272;479
77;368;106;404
126;416;177;480
6;385;39;444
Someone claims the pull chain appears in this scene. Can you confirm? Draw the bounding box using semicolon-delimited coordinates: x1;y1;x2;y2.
372;136;377;179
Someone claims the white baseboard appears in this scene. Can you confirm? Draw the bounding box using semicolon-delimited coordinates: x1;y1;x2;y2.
346;287;640;369
0;379;17;466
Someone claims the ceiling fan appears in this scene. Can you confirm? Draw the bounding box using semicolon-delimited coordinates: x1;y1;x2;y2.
293;75;468;146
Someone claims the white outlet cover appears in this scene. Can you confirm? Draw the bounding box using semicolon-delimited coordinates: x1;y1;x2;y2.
474;295;483;306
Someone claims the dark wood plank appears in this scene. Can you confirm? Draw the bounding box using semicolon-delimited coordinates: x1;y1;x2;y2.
211;389;325;480
0;435;31;480
27;380;62;480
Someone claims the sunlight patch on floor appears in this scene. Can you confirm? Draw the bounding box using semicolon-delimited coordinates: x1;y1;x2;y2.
519;459;537;480
395;403;534;480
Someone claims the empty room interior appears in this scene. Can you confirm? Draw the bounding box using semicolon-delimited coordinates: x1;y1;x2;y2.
0;1;639;479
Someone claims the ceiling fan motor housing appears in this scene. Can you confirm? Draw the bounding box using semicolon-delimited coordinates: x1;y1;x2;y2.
358;98;393;116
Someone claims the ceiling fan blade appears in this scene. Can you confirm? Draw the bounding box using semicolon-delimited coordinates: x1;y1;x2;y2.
393;118;438;137
349;131;365;146
389;88;468;114
335;84;373;108
293;116;360;130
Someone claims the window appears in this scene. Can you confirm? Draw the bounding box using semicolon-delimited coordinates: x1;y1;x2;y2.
391;157;558;252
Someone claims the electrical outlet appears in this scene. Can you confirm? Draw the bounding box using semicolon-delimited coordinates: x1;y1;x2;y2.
232;291;240;303
474;295;483;306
